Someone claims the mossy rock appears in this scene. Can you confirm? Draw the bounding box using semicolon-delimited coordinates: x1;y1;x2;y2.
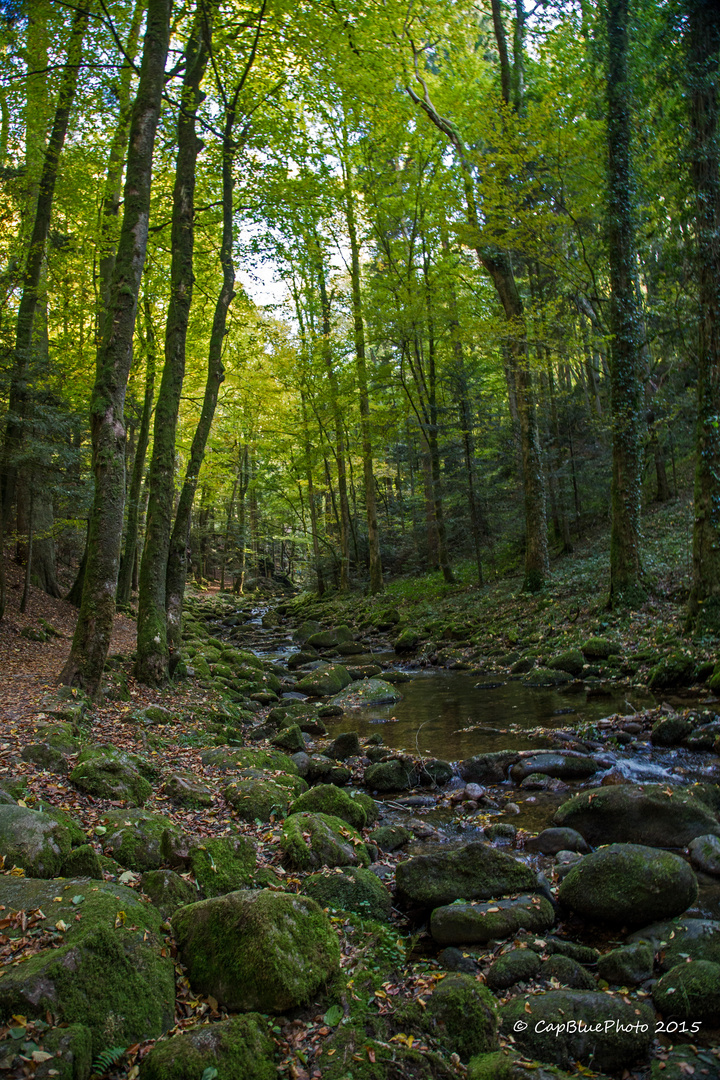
511;753;597;783
364;759;412;792
142;869;198;919
651;715;695;747
172;889;340;1013
459;751;521;785
21;728;79;773
271;723;305;752
69;749;152;806
200;746;297;775
468;1050;574;1080
628;917;720;969
431;894;555;947
487;948;542;990
103;809;186;872
547;650;584;677
423;973;497;1062
348;790;380;826
139;1014;276;1080
544;938;598;964
306;625;353;649
649;1047;720;1080
0;804;74;877
224;778;291;822
597;942;653;985
162;772;214;808
281;812;370;870
330;679;402;708
553;783;720;847
394;628;423;653
581;637;620;659
653;960;720;1023
61;843;102;879
304;866;392;920
539;954;596;989
316;1023;456;1080
189;835;256;897
412;758;454;786
289;784;367;830
370;825;413;852
295;663;353;697
304;754;352;786
395;841;539;909
558;843;698;928
0;876;174;1054
329;731;362;759
648;652;697;690
522;667;572;687
76;743;159;780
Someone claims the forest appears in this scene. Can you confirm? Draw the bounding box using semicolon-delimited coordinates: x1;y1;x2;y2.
0;1;719;1079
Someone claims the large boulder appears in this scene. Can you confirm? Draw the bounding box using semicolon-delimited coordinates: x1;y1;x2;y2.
162;772;214;808
431;894;555;946
558;843;697;928
364;759;412;792
0;876;174;1054
289;784;367;830
20;724;79;774
653;960;720;1024
295;663;353;697
172;889;340;1013
524;828;590;856
395;842;540;909
200;747;297;775
69;746;152;805
103;809;186;872
224;778;291;822
142;869;197;919
422;974;497;1062
627;917;720;969
330;679;402;708
511;753;597;784
280;812;370;870
553;784;720;847
304;867;392;921
459;752;520;785
689;833;720;875
499;991;653;1072
0;805;74;877
189;835;257;897
139;1014;276;1080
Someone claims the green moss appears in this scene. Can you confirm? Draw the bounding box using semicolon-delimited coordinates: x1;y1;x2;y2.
224;778;290;822
422;973;497;1062
468;1050;573;1080
540;954;596;989
487;948;542;990
653;960;720;1022
61;844;102;879
316;1023;456;1080
139;1014;276;1080
364;759;412;792
369;825;412;851
304;868;391;921
69;755;151;806
142;869;198;919
0;805;74;877
104;809;184;872
281;812;370;870
200;747;298;774
42;1023;93;1080
290;784;367;830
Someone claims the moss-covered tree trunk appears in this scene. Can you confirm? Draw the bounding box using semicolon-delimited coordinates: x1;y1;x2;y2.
136;6;213;684
60;0;171;693
606;0;645;607
686;0;720;632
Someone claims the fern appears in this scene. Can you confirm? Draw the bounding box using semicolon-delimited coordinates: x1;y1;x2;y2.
92;1046;126;1076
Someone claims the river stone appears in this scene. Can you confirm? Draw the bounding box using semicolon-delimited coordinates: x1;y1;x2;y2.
548;650;585;677
200;746;298;774
61;843;102;879
650;715;695;747
224;777;291;821
365;758;412;792
522;667;573;687
525;828;590;855
597;942;654;985
330;678;402;708
627;917;720;969
581;636;620;659
650;1048;720;1080
0;804;74;877
295;663;352;697
648;652;696;690
370;824;413;851
689;833;720;875
163;771;214;808
142;869;198;919
102;809;187;872
306;625;353;649
69;750;152;806
329;731;361;759
558;843;698;928
539;955;596;990
172;889;340;1013
511;753;597;783
459;751;520;785
396;841;540;908
304;754;351;786
289;784;367;830
295;619;322;643
0;876;174;1054
499;991;654;1072
189;835;256;897
270;723;305;752
653;960;720;1023
422;973;498;1062
545;938;599;965
553;784;720;847
303;866;392;920
431;895;555;946
394;628;423;652
280;811;370;870
139;1014;276;1080
487;948;542;989
413;759;454;787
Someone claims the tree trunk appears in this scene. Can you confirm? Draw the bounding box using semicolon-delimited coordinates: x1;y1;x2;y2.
29;490;62;597
60;0;171;694
136;5;213;684
686;0;720;632
606;0;645;607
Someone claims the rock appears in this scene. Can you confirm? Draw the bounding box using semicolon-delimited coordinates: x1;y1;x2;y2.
438;947;477;974
412;759;454;787
394;628;423;652
558;843;698;928
134;704;179;725
295;663;353;696
200;746;297;775
172;889;340;1013
364;758;412;792
289;784;367;830
370;825;413;851
597;942;653;985
459;751;520;785
648;652;696;690
423;974;497;1063
346;790;380;825
0;876;174;1054
330;678;402;708
653;960;720;1023
0;804;74;877
317;1024;454;1080
270;723;305;752
525;828;590;855
689;833;720;875
304;754;351;786
627;917;720;969
487;948;542;989
163;772;214;808
485;824;517;842
281;812;370;870
431;895;555;946
545;939;598;964
224;777;291;822
465;783;486;800
335;640;366;655
521;774;569;793
295;619;322;643
329;731;362;759
581;637;620;659
139;1014;276;1080
511;753;597;783
21;726;79;774
553;784;720;847
522;667;572;687
69;749;151;805
189;835;256;897
685;721;720;751
142;869;198;919
651;715;695;747
396;841;540;908
468;1050;575;1080
499;991;653;1072
548;650;584;677
539;955;596;989
649;1048;720;1080
306;625;353;649
61;843;102;879
304;866;392;920
103;809;186;872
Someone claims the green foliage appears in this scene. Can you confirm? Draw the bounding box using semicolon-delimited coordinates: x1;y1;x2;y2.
91;1046;126;1077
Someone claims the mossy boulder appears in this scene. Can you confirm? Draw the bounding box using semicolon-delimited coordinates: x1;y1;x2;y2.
142;869;198;919
0;804;74;877
0;876;174;1054
270;724;305;752
394;628;423;653
370;825;413;852
581;637;620;659
597;942;653;985
525;828;590;856
200;746;297;775
224;777;291;822
21;726;80;774
553;784;720;847
628;917;720;969
306;625;353;649
348;790;380;825
459;751;521;785
558;843;698;928
395;841;539;909
412;758;454;787
330;679;402;708
511;753;597;783
69;748;152;806
61;843;102;879
547;650;584;677
139;1014;276;1080
364;759;412;792
329;731;362;759
103;809;186;872
468;1050;574;1080
304;866;392;920
431;894;555;946
648;652;696;690
423;973;497;1062
650;715;695;747
281;812;370;870
316;1023;455;1080
189;835;256;897
650;1048;720;1080
522;667;572;687
539;955;596;989
162;772;214;808
487;948;542;989
304;753;352;786
295;663;353;697
689;833;720;875
172;889;340;1012
289;784;367;830
653;960;720;1023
